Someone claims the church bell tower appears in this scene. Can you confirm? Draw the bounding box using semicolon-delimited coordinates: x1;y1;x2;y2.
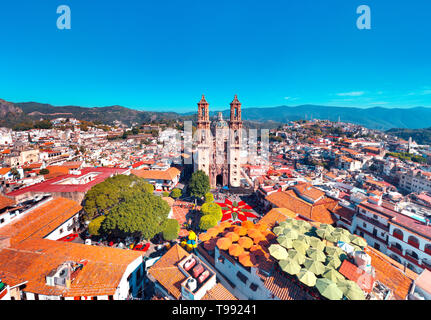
228;95;242;187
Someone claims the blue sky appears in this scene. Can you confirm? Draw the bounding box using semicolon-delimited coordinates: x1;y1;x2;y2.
1;0;431;112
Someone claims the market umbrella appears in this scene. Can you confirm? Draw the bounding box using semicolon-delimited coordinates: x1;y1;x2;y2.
316;228;332;239
297;234;311;244
315;278;343;300
287;249;306;265
309;237;325;250
303;258;326;275
233;226;248;236
250;244;267;257
238;252;254;267
306;248;326;262
335;227;350;235
216;237;232;250
225;232;240;242
277;235;293;249
322;268;345;282
283;228;299;239
241;220;255;229
254;222;268;232
326;246;344;257
268;244;289;260
229;243;245;257
207;227;221;238
297;220;312;231
219;221;232;229
352;245;363;253
337;233;352;243
319;224;335;232
351;235;367;248
238;236;254;249
248;228;264;239
199;232;211;242
338;279;366;300
273;226;285;236
253;235;267;245
262;230;277;241
279;220;292;229
279;258;301;275
325;234;339;243
292;239;310;255
297;268;317;287
325;255;342;269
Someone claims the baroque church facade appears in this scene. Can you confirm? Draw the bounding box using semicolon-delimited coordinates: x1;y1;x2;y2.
194;95;243;188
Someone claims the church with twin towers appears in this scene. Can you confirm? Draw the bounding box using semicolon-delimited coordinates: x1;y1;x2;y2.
194;95;243;189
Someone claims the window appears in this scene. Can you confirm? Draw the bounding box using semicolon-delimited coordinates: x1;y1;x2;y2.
393;229;404;241
236;271;248;284
108;295;114;300
250;283;258;292
408;236;420;249
363;222;367;228
374;243;380;250
0;218;4;224
59;228;63;234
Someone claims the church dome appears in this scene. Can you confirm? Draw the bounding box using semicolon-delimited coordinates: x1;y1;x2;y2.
215;112;228;129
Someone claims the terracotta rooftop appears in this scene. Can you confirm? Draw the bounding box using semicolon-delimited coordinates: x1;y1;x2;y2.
0;197;82;245
132;167;181;181
0;194;15;211
0;238;143;297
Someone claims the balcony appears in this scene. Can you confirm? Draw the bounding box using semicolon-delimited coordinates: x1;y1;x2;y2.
388;244;403;256
357;213;389;232
356;226;387;244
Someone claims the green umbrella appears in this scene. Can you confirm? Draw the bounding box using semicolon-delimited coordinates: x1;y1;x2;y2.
287;249;306;265
296;220;312;230
309;237;325;250
322;268;345;282
292;239;310;255
306;247;326;262
325;246;343;256
315;278;343;300
297;234;311;244
325;255;342;269
351;236;367;248
319;224;335;232
297;268;317;287
316;228;332;239
273;226;285;236
279;220;292;228
338;279;366;300
269;244;289;260
334;227;350;235
279;258;301;275
351;244;363;253
277;235;293;249
303;258;326;275
291;224;306;233
338;233;352;243
283;228;299;239
325;234;338;243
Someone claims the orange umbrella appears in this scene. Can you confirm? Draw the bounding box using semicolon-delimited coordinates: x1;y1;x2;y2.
233;226;247;236
199;232;211;242
250;244;269;257
247;228;264;239
207;227;220;238
204;238;217;251
219;221;232;229
238;236;254;249
254;222;269;232
229;243;245;257
225;232;240;242
242;220;255;229
238;252;254;267
262;230;276;241
216;237;232;250
253;234;267;244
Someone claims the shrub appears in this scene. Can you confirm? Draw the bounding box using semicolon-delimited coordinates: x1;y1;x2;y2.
162;219;180;241
170;188;182;199
199;214;217;231
162;191;170;197
201;202;222;222
204;192;214;203
88;215;106;236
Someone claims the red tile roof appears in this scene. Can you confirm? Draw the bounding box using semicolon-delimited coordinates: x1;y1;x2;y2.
339;260;374;293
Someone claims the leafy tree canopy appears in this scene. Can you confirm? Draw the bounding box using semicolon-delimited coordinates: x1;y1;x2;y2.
199;214;217;231
162;219;180;241
170;188;182;199
189;170;210;199
88;215;106;236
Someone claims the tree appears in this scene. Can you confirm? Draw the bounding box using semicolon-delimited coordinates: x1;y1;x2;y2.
204;192;214;203
39;168;50;175
170;188;182;199
162;191;170;197
201;202;223;222
162;219;180;241
189;170;210;199
199;214;217;231
88;215;106;236
101;190;171;240
10;168;20;179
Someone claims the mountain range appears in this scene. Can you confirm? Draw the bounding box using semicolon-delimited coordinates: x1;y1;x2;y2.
1;98;431;131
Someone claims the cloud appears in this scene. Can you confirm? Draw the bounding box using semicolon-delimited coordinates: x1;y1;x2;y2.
336;91;365;97
284;97;298;101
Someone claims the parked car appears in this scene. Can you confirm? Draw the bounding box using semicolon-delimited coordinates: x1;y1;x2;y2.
133;242;150;252
57;233;78;242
